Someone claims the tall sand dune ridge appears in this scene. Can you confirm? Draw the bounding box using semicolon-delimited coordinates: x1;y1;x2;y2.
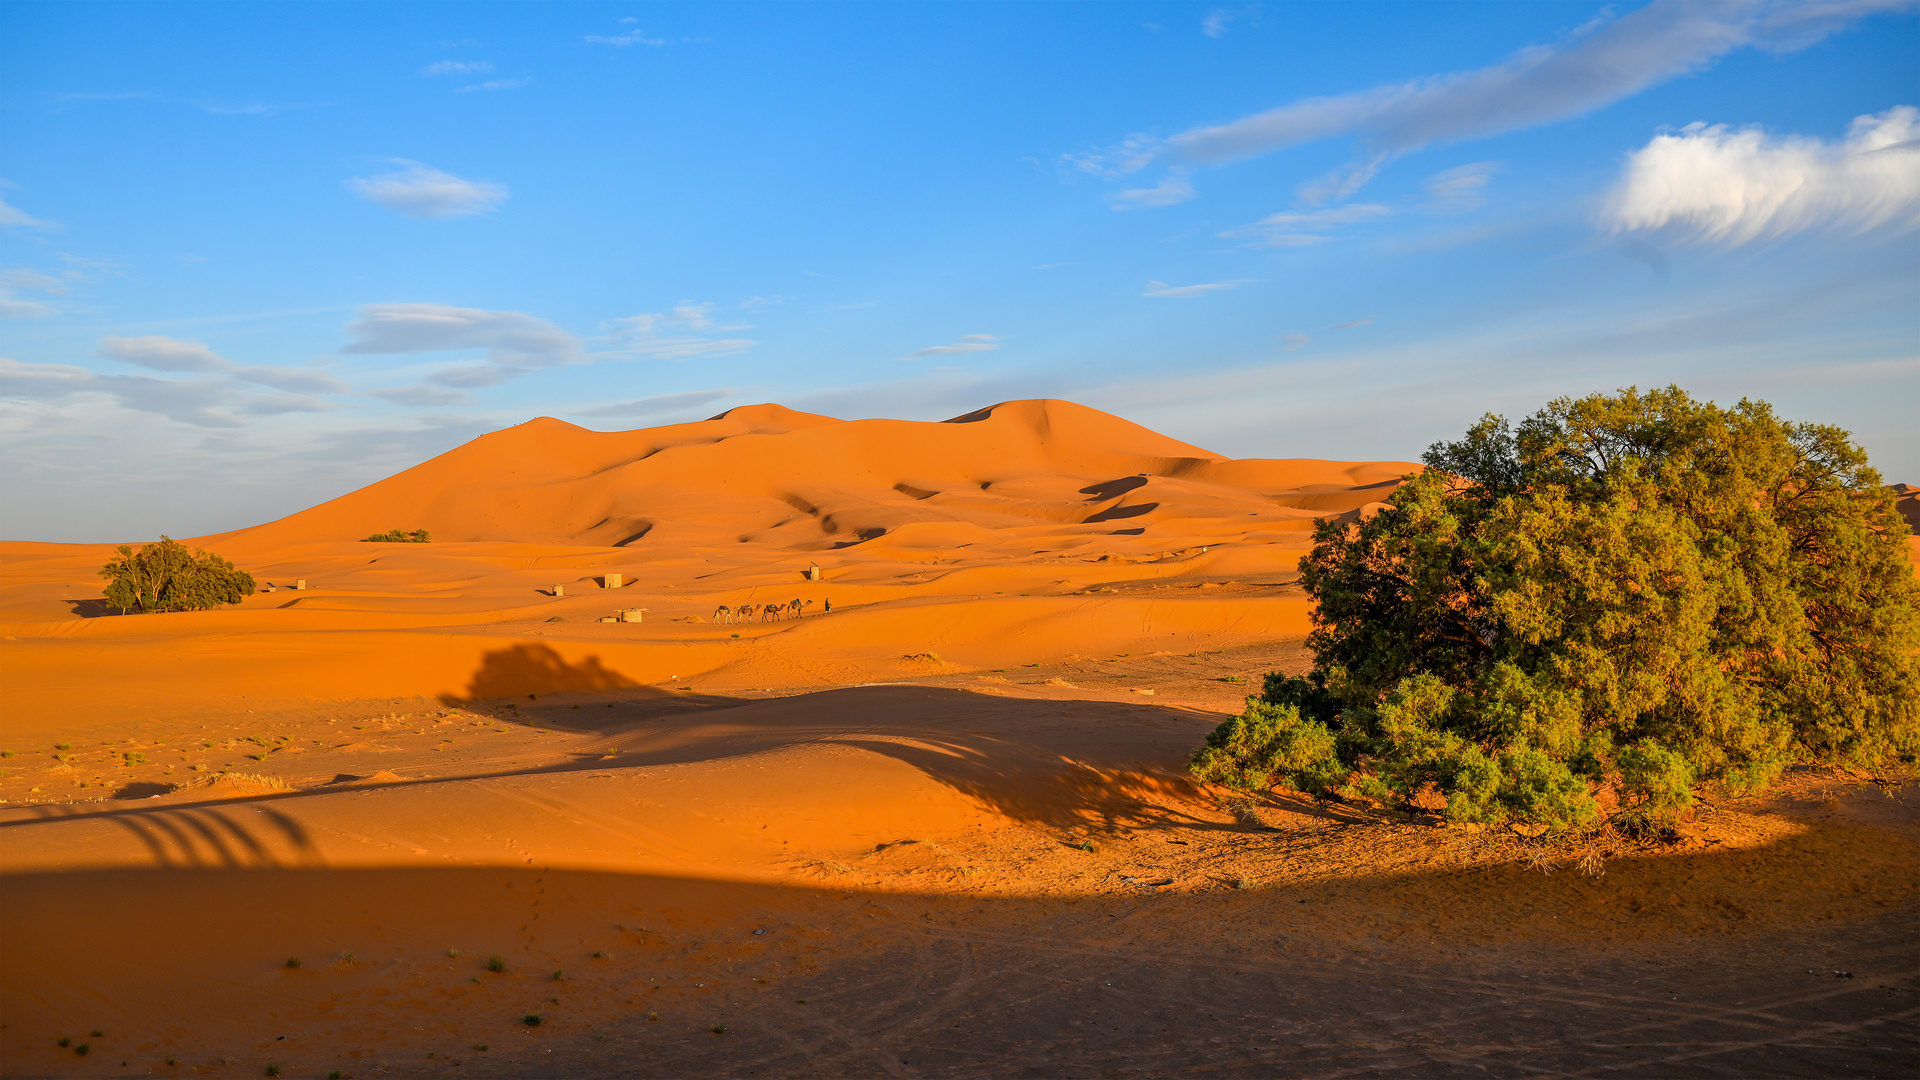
205;397;1411;552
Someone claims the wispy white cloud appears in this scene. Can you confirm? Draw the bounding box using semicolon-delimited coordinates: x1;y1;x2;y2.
1060;133;1162;180
346;160;508;220
600;303;757;361
1423;162;1502;212
1605;106;1920;246
96;334;349;394
1218;203;1391;248
572;388;735;419
422;60;493;76
586;26;665;46
1143;279;1257;298
0;194;60;232
1109;176;1196;210
456;78;532;94
0;356;340;428
1170;2;1909;169
1070;0;1911;211
1201;8;1241;38
904;334;1004;359
96;335;226;372
341;303;582;388
1325;317;1377;329
366;384;476;407
1;269;69;318
1281;333;1311;351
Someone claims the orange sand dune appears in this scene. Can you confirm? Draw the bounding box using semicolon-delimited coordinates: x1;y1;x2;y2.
0;399;1405;727
5;400;1918;1078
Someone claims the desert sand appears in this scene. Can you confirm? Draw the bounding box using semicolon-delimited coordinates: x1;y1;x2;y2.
2;399;1915;1078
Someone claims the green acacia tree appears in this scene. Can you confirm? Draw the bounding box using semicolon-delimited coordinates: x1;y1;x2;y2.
98;536;256;614
1192;387;1919;830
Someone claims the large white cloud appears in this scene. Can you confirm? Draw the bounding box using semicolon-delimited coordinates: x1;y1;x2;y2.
346;160;509;220
1604;106;1920;246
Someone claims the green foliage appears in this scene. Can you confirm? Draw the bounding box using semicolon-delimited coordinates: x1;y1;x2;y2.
1195;387;1920;831
97;537;255;614
1189;699;1342;795
486;954;506;973
363;528;431;543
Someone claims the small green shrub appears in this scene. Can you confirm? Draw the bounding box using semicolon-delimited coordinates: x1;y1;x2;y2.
329;1072;343;1080
123;752;146;766
76;1044;90;1056
363;529;431;543
711;1025;727;1035
552;969;565;981
285;957;301;969
57;1037;69;1047
487;954;506;973
1189;699;1343;795
98;536;255;614
522;1014;542;1027
265;1065;280;1077
54;743;71;751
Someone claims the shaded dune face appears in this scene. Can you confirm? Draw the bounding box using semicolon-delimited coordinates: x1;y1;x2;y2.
204;399;1415;554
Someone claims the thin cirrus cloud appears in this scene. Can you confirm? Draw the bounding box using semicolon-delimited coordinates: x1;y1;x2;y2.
2;333;344;428
571;388;735;419
1103;0;1910;205
1143;279;1257;298
96;335;348;394
586;18;666;46
456;78;532;94
340;303;582;389
1217;203;1392;248
366;384;476;407
1604;106;1920;247
601;303;757;361
346;160;508;220
0;194;60;232
421;60;493;76
1108;176;1197;211
1;268;76;318
904;334;1003;359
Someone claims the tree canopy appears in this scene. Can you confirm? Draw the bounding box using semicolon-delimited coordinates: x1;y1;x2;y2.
1192;387;1919;830
98;536;256;614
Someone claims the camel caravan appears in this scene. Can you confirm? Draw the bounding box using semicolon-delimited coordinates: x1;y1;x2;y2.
713;598;828;624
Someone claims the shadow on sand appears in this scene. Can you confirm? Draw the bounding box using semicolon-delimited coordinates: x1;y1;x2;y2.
4;829;1914;1078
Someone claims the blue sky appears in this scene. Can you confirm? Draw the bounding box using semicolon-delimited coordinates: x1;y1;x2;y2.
3;0;1916;542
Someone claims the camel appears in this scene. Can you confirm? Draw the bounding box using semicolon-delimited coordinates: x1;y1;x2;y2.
790;599;815;619
713;604;733;625
761;603;779;623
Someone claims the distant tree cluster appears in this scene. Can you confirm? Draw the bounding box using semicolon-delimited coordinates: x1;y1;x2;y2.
1193;387;1919;831
363;529;432;543
98;536;256;614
